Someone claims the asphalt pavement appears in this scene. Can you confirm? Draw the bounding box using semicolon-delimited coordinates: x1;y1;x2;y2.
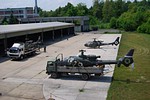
0;31;121;100
43;33;121;100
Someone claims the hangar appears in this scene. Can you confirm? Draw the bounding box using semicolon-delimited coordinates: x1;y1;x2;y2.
20;16;89;32
0;22;75;56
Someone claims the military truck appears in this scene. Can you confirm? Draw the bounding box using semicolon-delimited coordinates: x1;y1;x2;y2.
46;49;134;80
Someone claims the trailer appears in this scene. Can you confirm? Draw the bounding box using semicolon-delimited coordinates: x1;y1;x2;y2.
7;39;41;60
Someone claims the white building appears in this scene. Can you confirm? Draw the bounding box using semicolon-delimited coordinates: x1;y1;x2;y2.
0;7;39;19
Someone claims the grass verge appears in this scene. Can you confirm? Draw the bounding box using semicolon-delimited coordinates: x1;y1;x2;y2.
107;32;150;100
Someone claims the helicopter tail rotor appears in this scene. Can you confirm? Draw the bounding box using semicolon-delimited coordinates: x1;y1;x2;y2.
112;37;120;46
117;49;134;68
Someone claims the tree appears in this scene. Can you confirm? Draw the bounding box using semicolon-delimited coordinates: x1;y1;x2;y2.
76;3;88;16
2;17;8;25
8;13;19;24
92;0;103;20
110;17;117;28
117;12;137;31
117;4;150;32
137;18;150;34
102;0;114;22
37;0;150;33
62;3;76;16
66;6;77;16
114;0;126;17
39;10;51;17
89;16;100;25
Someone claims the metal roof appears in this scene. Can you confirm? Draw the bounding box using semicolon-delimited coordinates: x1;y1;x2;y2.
0;22;74;34
21;16;89;22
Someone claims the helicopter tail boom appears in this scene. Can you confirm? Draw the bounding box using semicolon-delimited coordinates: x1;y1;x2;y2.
95;49;134;68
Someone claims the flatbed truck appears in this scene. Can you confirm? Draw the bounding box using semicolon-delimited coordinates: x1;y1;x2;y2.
46;54;105;80
7;39;41;60
46;49;134;80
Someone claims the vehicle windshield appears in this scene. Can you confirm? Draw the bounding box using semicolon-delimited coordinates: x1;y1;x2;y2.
9;47;19;53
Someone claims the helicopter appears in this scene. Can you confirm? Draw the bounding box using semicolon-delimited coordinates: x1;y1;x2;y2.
46;49;134;80
84;37;120;48
55;49;134;67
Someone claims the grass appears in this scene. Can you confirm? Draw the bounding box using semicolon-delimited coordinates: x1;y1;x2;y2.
107;32;150;100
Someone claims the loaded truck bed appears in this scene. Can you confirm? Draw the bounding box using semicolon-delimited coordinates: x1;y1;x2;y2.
46;60;104;80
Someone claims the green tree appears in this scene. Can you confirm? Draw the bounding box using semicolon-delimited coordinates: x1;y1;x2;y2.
114;0;126;17
117;12;137;31
64;2;74;16
102;0;114;22
39;10;51;17
37;0;150;33
92;0;103;20
2;17;8;25
110;17;117;28
137;18;150;34
117;4;150;32
89;16;100;25
66;6;77;16
76;3;88;16
8;13;19;24
135;6;146;25
137;13;150;34
128;3;138;13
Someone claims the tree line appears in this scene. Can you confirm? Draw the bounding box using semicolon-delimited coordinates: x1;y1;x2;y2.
1;0;150;34
39;0;150;34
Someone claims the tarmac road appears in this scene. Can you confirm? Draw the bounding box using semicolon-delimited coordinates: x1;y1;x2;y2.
0;31;121;100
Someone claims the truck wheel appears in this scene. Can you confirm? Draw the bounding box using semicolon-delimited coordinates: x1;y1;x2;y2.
81;73;89;80
20;55;24;60
32;51;36;55
51;73;59;78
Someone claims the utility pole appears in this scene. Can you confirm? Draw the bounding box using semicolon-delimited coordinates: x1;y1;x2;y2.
34;0;38;14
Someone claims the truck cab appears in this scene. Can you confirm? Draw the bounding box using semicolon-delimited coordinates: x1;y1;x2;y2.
7;43;25;59
46;61;56;74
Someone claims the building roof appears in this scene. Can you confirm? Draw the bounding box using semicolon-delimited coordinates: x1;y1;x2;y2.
21;16;89;22
0;22;74;39
0;7;33;11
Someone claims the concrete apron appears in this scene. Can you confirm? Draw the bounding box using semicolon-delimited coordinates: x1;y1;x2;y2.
43;34;122;100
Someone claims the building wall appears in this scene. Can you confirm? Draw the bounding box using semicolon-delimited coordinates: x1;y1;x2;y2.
0;7;39;19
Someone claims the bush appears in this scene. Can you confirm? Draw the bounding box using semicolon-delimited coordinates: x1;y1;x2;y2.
117;6;150;32
117;12;138;31
89;16;100;25
123;19;137;31
99;23;110;29
137;19;150;34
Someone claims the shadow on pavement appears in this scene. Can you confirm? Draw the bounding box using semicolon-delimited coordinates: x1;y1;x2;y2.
0;56;10;63
48;75;112;83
